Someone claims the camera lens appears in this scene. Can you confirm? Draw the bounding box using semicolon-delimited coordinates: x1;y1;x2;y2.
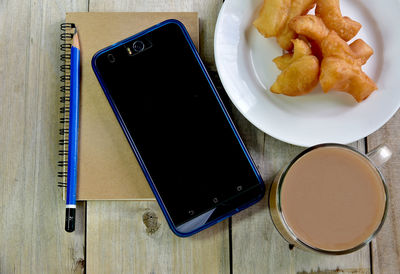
132;40;145;52
107;54;115;63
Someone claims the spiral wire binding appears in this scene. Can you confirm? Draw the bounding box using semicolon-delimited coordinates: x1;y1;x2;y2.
58;23;75;197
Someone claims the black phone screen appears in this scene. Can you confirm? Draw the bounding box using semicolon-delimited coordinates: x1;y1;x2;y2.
93;22;264;229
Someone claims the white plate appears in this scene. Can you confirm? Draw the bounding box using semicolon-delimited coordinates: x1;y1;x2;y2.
215;0;400;147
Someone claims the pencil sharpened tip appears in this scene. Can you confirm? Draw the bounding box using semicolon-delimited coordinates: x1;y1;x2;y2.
72;31;80;50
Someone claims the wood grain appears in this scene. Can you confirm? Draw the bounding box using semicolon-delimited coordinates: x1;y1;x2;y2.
367;111;400;274
229;105;371;274
0;0;87;273
89;0;223;69
86;201;229;273
1;0;398;273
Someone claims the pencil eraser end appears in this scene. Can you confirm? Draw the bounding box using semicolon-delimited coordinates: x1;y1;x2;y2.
65;208;76;232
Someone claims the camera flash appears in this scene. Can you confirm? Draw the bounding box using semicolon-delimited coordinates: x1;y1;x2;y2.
127;47;133;55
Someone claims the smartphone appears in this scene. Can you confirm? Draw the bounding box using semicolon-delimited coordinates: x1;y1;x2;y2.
92;20;265;236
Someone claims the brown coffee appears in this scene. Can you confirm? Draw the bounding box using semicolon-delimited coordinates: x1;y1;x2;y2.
280;146;386;251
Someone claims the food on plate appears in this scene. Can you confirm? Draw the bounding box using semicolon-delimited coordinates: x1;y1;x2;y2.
315;0;361;41
273;39;312;70
319;31;377;101
273;54;293;71
288;15;329;45
253;0;291;37
271;39;319;96
271;55;319;96
320;31;355;63
320;57;377;102
276;0;316;50
309;39;323;60
350;39;374;65
254;0;377;102
321;31;373;66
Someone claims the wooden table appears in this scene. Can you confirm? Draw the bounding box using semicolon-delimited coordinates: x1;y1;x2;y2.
1;0;399;273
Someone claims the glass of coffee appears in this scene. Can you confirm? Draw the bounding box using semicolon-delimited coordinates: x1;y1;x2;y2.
269;143;391;255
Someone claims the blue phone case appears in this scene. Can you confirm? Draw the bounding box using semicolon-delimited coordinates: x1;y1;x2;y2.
92;19;265;237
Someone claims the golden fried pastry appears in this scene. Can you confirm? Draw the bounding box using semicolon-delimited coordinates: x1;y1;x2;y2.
319;31;377;101
309;39;323;61
315;0;361;41
350;39;374;65
253;0;291;38
273;39;312;70
273;54;293;71
271;55;320;96
288;15;329;45
276;0;316;50
253;0;376;102
320;31;355;63
321;31;373;66
320;57;377;102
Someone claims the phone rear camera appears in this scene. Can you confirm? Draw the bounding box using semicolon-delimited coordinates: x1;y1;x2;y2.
132;40;145;52
107;54;115;63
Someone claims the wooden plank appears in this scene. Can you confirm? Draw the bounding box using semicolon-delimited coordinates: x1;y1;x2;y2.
367;111;400;274
85;1;229;273
230;105;371;274
86;201;229;273
0;0;87;273
89;0;223;69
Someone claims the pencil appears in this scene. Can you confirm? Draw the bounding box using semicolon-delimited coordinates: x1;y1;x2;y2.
65;30;80;232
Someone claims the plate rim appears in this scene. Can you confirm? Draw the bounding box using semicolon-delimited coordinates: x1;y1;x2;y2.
214;0;400;147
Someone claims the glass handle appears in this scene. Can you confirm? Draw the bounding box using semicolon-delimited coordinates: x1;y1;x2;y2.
367;144;392;167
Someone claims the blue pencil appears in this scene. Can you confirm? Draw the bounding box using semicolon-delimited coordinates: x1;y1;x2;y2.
65;30;80;232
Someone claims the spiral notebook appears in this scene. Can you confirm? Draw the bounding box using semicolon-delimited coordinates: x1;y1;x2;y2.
59;12;199;200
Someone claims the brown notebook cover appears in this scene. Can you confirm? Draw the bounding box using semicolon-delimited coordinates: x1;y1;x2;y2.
65;12;199;200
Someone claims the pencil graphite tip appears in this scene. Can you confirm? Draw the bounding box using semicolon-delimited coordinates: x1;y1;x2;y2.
72;30;80;50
